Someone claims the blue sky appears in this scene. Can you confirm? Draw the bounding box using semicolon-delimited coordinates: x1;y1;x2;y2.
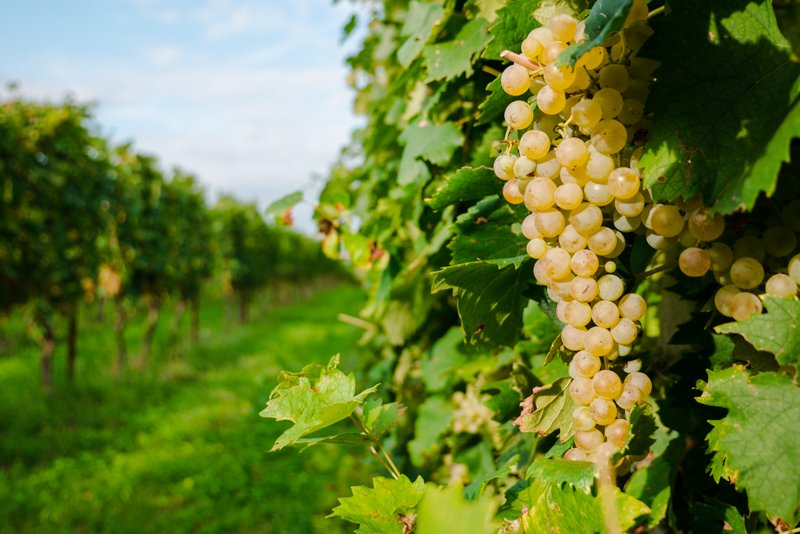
0;0;365;231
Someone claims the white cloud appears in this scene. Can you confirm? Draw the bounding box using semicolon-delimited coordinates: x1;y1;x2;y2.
146;45;183;67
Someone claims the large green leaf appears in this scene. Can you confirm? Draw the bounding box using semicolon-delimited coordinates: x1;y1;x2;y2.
483;0;541;59
416;484;496;534
516;377;577;441
398;121;464;185
715;296;800;367
697;366;800;523
450;196;528;267
640;0;800;212
398;1;449;68
432;260;532;346
426;166;498;209
330;475;426;534
558;0;633;66
259;355;378;450
423;18;493;82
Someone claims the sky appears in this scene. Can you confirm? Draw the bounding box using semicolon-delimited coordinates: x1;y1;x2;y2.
0;0;366;232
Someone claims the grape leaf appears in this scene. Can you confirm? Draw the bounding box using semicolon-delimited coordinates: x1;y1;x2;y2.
503;459;650;531
397;1;448;68
362;398;405;440
424;17;493;82
624;434;684;529
483;0;542;60
416;484;496;534
422;327;468;392
330;475;425;534
450;196;528;267
558;0;633;66
432;260;532;346
427;166;498;209
516;377;577;441
476;77;517;126
259;355;378;451
533;0;589;25
613;403;657;462
398;121;463;185
689;499;748;534
408;395;453;466
714;296;800;367
264;191;302;216
640;0;800;213
696;366;800;523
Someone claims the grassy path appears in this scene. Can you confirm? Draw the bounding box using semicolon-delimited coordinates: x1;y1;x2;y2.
0;285;374;533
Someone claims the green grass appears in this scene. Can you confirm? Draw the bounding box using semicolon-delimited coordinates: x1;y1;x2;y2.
0;285;377;533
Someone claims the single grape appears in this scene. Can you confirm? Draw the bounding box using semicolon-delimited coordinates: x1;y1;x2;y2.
543;41;568;63
533;258;551;285
572;405;597;431
618;293;646;321
502;179;525;204
565;301;593;328
548;14;578;42
588;227;618;256
519;130;551;160
598;274;624;301
574;428;604;453
584;150;614;183
564;448;588;461
645;230;677;250
730;291;763;321
588;397;618;426
613;212;641;232
616;383;643;411
679;247;711;277
560;166;590;187
526;238;548;259
504;100;533;130
562;325;588;352
624;371;652;397
571;99;603;129
765;273;797;298
585;326;615;356
614;192;645;217
607;167;640;200
605;261;617;273
571;249;600;277
559;224;589;253
687;208;725;242
610;318;638;345
555;137;589;170
648;204;684;237
569;203;604;236
555;183;584;211
571;276;600;302
598;64;630;92
579;46;606;70
707;242;734;272
523;177;557;211
535;209;567;238
764;226;797;258
535;151;561;179
543;62;577;91
592;300;620;329
537;85;567;115
593;88;623;119
729;257;765;289
501;64;530;96
521;214;542;239
493;154;517;180
733;235;766;262
623;359;642;374
544;247;573;280
618;99;644;125
605;419;630;448
572;349;602;377
591;119;627;154
714;284;739;317
583;182;614;207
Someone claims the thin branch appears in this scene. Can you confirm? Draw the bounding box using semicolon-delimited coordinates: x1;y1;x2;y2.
500;50;540;70
635;263;675;282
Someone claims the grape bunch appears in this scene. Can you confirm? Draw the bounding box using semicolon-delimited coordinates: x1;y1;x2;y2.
494;5;657;469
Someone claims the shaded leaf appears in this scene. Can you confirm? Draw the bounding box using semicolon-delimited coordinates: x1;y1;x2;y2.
330;475;426;534
398;2;448;68
558;0;632;66
362;398;405;439
398;121;463;185
427;166;498;209
450;196;528;267
408;395;453;466
614;403;657;462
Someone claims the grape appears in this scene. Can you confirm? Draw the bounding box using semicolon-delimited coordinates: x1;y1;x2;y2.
533;259;550;285
607;167;640;200
618;99;644;125
790;253;800;284
613;212;641;232
513;156;536;179
571;249;600;277
548;14;578;42
618;293;646;321
555;137;589;170
526;238;548;259
519;130;551;160
504;100;533;130
523;177;557;211
572;349;601;376
588;397;618;426
493;154;516;180
537;85;567;115
605;419;629;448
593;88;623;119
781;199;800;231
615;192;645;217
730;291;763;321
559;224;589;253
585;326;615;356
543;41;568;63
564;448;588;461
623;359;642;374
556;299;570;324
560;166;590;187
583;182;614;207
501;64;531;96
554;183;584;211
579;46;606;70
584;150;614;183
607;230;627;258
765;273;797;297
707;242;734;272
571;99;603;129
574;428;604;453
590;442;622;467
616;383;643;411
648;204;684;237
535;209;567;238
569;203;604;236
502;179;525;204
623;78;650;103
679;247;711;277
591;119;627;154
592;300;620;328
572;405;597;431
764;226;797;258
543;63;577;91
605;261;617;273
571;276;599;302
521;214;542;239
535;152;561;179
562;325;588;352
544;247;572;280
624;371;652;397
730;257;765;289
733;236;766;262
610;318;638;345
714;284;739;317
687;208;725;242
645;230;677;250
565;301;593;328
567;67;592;92
598;274;624;301
588;227;618;256
598;64;630;92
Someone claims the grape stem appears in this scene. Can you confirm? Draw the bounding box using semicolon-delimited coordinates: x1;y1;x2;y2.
349;412;402;480
500;50;540;71
481;65;502;77
648;5;666;19
636;263;674;282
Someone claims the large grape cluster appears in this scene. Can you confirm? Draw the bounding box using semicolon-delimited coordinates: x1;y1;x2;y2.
495;4;656;469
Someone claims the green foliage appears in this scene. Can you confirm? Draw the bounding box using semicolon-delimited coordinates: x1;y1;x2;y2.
516;378;577;440
330;475;425;533
697;366;800;524
558;0;632;66
415;483;497;534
